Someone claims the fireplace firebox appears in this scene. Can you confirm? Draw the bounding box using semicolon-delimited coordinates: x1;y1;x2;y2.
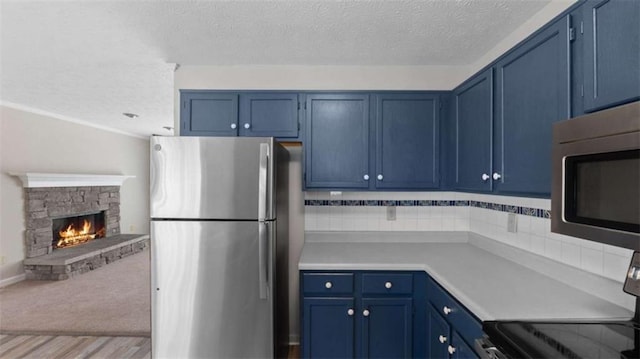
52;212;106;249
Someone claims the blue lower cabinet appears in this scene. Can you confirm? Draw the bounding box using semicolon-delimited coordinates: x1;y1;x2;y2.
427;277;482;359
428;306;450;359
361;298;413;358
451;332;478;359
301;271;425;359
303;297;355;358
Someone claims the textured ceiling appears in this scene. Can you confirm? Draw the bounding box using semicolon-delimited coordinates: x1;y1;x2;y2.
0;0;562;137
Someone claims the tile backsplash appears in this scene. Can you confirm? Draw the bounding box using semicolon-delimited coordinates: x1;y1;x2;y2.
304;191;634;283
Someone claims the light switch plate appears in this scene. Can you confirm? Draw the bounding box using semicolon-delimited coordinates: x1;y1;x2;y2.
507;213;517;233
386;206;396;221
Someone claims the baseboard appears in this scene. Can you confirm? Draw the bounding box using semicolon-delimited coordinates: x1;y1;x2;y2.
0;273;26;288
289;334;300;346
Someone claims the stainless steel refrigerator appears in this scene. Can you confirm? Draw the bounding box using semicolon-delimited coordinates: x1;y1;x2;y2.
150;136;289;359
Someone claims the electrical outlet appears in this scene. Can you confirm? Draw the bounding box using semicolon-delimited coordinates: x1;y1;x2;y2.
129;225;135;232
0;256;5;265
387;206;396;221
507;213;517;233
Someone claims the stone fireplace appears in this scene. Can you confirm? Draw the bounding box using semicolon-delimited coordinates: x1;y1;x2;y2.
12;173;149;280
24;185;121;257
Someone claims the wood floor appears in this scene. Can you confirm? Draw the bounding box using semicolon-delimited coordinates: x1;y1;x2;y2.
0;334;150;359
1;334;300;359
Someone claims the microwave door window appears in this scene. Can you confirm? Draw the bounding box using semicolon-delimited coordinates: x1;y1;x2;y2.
567;149;640;233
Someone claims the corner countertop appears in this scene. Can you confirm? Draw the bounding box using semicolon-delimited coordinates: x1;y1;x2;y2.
299;231;634;322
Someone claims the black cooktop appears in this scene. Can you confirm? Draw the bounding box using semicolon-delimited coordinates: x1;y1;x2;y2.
483;320;640;359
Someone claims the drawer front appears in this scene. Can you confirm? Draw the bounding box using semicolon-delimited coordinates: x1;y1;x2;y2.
427;277;482;346
302;272;354;295
361;273;413;295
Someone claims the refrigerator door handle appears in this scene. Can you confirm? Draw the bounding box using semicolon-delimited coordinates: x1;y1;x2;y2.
258;221;268;300
258;143;269;222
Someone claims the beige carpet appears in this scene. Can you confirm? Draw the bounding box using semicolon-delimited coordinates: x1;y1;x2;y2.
0;249;150;337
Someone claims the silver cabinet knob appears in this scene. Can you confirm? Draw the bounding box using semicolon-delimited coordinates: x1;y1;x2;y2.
438;335;447;344
244;123;250;129
347;308;354;316
448;345;456;355
230;123;237;129
362;309;370;317
482;173;490;181
384;281;392;289
493;172;502;180
377;174;383;180
325;281;332;289
363;174;370;180
443;306;452;315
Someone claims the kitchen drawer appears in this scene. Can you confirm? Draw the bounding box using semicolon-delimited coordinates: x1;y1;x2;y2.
302;272;354;295
361;273;413;295
427;277;482;346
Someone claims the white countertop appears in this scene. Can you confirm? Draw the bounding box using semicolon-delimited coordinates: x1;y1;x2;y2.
299;231;635;322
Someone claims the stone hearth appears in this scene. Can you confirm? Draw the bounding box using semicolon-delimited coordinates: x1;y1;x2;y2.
24;234;149;280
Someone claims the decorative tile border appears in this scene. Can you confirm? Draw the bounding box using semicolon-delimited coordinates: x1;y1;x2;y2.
304;199;550;218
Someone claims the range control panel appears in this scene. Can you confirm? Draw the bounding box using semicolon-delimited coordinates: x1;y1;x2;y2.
623;251;640;297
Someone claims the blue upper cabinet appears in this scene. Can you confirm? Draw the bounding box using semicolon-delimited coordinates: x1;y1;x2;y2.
180;91;300;139
582;0;640;112
239;93;300;138
305;94;370;189
305;92;443;190
374;94;440;189
181;92;238;136
494;15;571;196
453;69;493;193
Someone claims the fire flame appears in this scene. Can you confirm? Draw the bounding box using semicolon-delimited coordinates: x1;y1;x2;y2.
56;219;103;249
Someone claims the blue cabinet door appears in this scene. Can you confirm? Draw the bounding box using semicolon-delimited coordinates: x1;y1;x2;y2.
495;16;570;196
302;297;355;358
239;93;300;138
305;94;370;189
583;0;640;112
374;94;440;189
453;69;493;192
180;92;238;136
452;332;479;359
427;306;450;359
360;297;413;358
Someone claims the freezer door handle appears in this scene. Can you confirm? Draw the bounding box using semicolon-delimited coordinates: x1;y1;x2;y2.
258;143;269;222
258;221;268;300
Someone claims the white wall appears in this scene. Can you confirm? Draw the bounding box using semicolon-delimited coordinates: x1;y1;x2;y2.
0;105;150;283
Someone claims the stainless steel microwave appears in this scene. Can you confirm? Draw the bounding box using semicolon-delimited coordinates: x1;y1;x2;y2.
551;101;640;251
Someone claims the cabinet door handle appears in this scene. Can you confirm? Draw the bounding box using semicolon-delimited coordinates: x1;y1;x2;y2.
324;281;332;289
482;173;490;181
377;174;383;181
448;345;456;355
438;335;447;344
363;174;370;180
347;308;354;316
493;172;502;180
443;306;452;315
362;309;370;317
244;123;251;129
230;123;237;129
384;281;393;289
